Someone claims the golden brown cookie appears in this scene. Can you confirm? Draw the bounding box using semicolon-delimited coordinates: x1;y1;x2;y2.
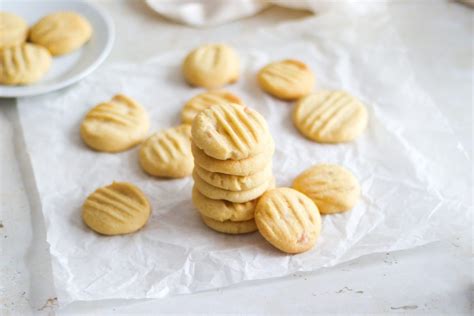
29;11;92;56
82;182;151;235
0;43;52;85
255;187;321;254
191;142;274;176
139;124;193;178
80;94;149;152
194;162;272;191
0;12;28;49
257;59;315;100
292;163;360;214
181;90;243;125
200;215;257;234
292;91;368;143
192;187;256;222
192;103;271;160
183;43;239;88
194;171;274;203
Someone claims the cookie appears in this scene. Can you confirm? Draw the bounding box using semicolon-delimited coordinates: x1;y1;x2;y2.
257;59;315;100
200;215;257;234
192;142;274;176
183;43;239;88
292;164;360;214
0;43;52;85
82;182;151;235
181;90;243;125
29;11;92;56
193;171;274;203
139;124;193;178
292;91;368;143
255;187;321;254
192;103;271;160
194;162;272;191
0;12;28;48
192;187;256;222
80;94;149;152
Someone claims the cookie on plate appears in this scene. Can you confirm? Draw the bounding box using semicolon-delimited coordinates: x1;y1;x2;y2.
257;59;315;100
0;43;52;85
192;102;271;160
181;90;243;125
29;11;92;56
192;142;274;176
194;162;272;191
192;187;256;222
193;171;274;203
82;182;151;235
200;215;257;234
139;124;193;178
292;91;368;143
292;163;360;214
80;94;149;152
0;12;28;48
255;187;322;254
183;43;239;88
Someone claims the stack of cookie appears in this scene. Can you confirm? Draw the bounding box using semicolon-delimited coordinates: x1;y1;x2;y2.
191;103;274;234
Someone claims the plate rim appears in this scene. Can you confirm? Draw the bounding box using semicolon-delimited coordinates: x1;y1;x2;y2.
0;0;115;98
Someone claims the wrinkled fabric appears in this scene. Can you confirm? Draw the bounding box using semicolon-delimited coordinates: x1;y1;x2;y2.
145;0;382;26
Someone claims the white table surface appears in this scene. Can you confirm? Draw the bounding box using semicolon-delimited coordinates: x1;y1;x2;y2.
1;1;472;315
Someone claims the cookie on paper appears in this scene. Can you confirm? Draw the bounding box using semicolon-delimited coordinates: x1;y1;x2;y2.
80;94;149;152
82;182;151;236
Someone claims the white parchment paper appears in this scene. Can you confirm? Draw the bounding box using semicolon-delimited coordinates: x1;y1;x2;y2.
17;9;471;304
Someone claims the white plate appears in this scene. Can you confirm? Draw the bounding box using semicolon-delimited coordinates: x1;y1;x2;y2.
0;0;114;98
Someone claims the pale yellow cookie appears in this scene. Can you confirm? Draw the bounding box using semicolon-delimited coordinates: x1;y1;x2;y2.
0;12;28;48
82;182;151;235
292;91;368;143
194;162;272;191
257;59;315;100
139;124;193;178
192;142;274;176
192;103;271;160
183;43;239;88
194;171;274;203
255;187;321;254
181;90;243;125
200;215;257;234
292;164;360;214
192;187;256;222
29;11;92;56
0;43;52;85
80;94;149;152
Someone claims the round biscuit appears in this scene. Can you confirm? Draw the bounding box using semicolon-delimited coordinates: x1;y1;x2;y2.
200;215;258;234
191;142;274;176
82;182;151;235
0;12;28;48
257;59;315;100
292;163;360;214
139;125;193;178
292;91;368;143
183;43;239;88
29;11;92;56
194;162;272;191
80;94;149;152
0;43;52;85
192;187;256;222
193;171;274;203
181;90;243;125
192;102;271;160
255;187;321;254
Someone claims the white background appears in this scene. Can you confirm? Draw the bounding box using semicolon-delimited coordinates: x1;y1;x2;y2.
0;0;472;314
